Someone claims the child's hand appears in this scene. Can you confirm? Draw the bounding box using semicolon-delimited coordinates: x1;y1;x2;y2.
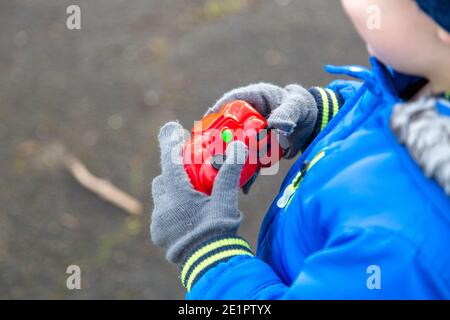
151;122;248;264
207;83;319;159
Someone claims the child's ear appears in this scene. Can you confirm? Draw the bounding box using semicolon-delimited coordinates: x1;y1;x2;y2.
437;27;450;45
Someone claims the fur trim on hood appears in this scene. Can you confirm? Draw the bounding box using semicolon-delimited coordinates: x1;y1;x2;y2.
391;98;450;196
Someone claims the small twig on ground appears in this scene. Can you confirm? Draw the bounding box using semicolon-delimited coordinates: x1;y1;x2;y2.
64;154;143;216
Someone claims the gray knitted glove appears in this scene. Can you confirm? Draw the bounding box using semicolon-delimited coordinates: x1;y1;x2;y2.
151;122;248;265
207;83;319;159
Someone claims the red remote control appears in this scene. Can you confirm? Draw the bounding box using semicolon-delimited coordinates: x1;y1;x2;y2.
183;100;282;195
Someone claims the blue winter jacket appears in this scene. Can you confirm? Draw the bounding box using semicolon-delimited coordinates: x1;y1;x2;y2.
182;57;450;299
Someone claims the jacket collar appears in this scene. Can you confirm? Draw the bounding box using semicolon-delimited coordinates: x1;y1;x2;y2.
327;57;450;196
325;57;427;103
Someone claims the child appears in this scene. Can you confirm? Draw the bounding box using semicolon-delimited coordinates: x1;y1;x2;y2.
151;0;450;299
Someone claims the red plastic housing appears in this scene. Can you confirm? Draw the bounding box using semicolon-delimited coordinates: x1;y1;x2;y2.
183;100;281;195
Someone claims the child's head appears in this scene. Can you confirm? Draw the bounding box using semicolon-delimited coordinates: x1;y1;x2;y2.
341;0;450;92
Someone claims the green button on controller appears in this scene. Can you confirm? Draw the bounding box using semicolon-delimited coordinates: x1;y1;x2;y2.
221;129;233;143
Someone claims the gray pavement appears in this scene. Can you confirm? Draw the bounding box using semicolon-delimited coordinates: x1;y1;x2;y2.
0;0;367;299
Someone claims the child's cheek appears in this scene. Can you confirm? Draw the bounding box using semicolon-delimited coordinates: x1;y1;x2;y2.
341;0;372;32
341;0;383;48
370;33;426;76
342;0;420;74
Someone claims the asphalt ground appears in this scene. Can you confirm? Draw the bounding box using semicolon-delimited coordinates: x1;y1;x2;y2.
0;0;367;299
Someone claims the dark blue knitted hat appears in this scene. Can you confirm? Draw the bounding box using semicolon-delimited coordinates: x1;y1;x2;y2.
416;0;450;32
